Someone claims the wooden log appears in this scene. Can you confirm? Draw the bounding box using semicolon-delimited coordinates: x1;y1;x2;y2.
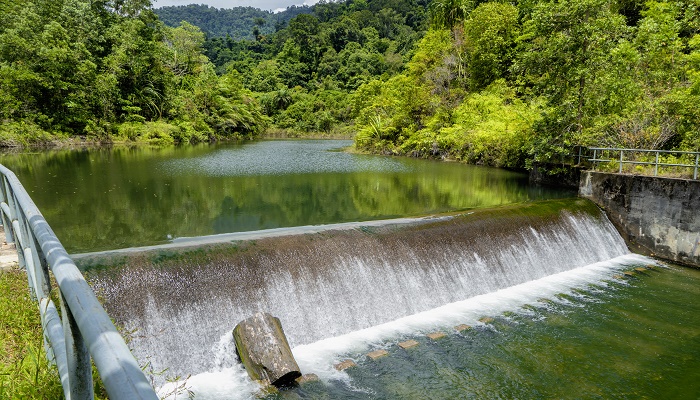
233;312;301;387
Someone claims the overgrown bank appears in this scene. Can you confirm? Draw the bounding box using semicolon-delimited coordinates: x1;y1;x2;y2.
353;0;700;168
0;1;268;148
3;0;698;162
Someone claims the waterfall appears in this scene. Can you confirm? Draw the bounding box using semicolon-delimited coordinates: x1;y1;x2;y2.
83;199;629;384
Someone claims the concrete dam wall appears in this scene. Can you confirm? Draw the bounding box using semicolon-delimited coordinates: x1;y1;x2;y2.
580;171;700;267
78;199;629;383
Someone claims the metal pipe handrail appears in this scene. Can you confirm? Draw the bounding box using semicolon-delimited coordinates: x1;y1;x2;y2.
0;164;158;400
585;147;699;180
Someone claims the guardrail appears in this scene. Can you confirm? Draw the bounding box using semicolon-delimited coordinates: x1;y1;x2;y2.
581;147;699;180
0;164;158;400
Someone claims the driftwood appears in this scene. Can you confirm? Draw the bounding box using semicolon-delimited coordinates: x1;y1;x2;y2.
233;312;301;387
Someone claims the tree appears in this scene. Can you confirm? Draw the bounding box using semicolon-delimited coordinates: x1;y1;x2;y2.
461;2;519;90
514;0;630;153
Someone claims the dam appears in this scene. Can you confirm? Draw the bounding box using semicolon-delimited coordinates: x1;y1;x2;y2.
74;198;698;399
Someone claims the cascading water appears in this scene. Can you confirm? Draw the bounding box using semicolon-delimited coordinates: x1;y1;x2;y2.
82;199;630;392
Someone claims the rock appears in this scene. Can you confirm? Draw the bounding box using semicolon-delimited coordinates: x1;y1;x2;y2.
295;374;319;385
454;324;472;332
426;332;445;340
398;340;419;349
233;312;301;387
634;267;647;273
478;317;494;324
367;349;388;360
623;271;636;277
334;359;356;371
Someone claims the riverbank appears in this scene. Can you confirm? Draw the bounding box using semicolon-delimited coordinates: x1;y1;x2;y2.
0;127;356;152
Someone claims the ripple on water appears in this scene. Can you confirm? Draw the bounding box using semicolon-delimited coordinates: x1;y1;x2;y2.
159;140;412;177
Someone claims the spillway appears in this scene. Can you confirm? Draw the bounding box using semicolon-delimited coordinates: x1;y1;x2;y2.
80;199;630;391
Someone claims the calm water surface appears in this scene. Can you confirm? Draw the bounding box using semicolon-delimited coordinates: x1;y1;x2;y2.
0;140;573;253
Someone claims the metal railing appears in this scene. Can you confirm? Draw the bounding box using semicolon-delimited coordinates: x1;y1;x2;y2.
0;164;158;400
580;147;700;180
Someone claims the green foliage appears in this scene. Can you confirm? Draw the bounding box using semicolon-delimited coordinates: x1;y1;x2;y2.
0;270;64;398
406;81;543;167
0;121;61;147
357;0;700;168
199;0;428;135
4;0;697;157
461;2;519;90
0;1;268;147
154;4;312;40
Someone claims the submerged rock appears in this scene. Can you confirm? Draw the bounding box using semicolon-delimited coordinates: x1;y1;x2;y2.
335;359;356;371
398;339;419;349
427;332;446;340
367;349;389;360
295;374;320;385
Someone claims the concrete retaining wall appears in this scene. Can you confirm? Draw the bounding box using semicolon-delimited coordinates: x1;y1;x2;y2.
580;171;700;267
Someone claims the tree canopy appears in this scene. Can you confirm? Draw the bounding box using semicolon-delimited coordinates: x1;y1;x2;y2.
154;4;312;40
0;0;267;146
354;0;700;167
1;0;697;165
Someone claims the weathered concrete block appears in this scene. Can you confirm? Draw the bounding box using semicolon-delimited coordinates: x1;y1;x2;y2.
580;171;700;267
367;349;388;360
295;374;319;385
334;359;356;371
398;339;419;349
233;312;301;387
426;332;445;340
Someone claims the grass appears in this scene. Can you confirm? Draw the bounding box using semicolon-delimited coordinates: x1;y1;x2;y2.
0;269;63;399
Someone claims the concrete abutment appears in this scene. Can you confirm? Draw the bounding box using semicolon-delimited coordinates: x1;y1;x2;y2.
579;171;700;267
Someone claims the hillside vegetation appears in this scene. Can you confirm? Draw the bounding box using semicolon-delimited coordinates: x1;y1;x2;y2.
0;0;268;147
155;4;312;40
351;0;700;168
1;0;697;168
203;0;429;135
192;0;699;169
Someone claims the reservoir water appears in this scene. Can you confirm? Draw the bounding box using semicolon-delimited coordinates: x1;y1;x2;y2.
2;140;698;399
0;140;573;253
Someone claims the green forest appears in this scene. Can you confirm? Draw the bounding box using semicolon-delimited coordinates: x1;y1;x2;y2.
1;0;699;169
155;4;312;40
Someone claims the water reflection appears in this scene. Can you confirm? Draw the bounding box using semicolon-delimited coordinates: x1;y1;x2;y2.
0;140;575;252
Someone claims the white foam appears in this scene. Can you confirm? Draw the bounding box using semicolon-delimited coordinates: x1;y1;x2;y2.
167;253;655;398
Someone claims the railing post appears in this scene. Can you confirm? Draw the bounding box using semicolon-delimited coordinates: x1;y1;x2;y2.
62;292;95;400
592;149;597;171
619;150;624;174
695;153;699;180
577;146;581;165
655;151;659;176
2;179;18;250
0;178;13;245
